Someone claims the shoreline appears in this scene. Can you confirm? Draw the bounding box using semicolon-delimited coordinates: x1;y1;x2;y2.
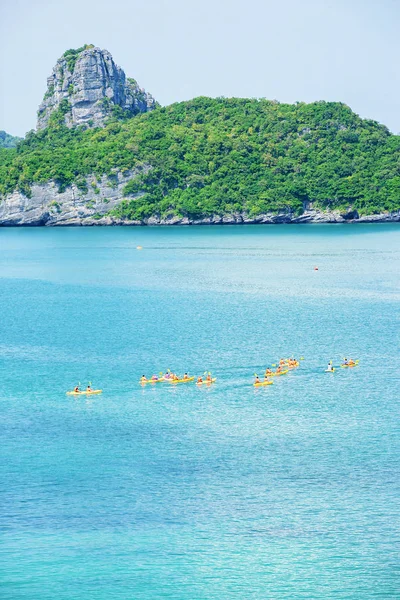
0;208;399;227
1;178;399;227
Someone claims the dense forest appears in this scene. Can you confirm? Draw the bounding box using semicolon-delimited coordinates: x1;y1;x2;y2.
1;97;399;219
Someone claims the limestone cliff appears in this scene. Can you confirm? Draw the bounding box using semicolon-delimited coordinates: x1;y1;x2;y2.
37;45;157;129
0;168;150;226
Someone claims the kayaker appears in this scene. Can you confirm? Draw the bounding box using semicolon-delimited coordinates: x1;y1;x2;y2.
263;374;270;382
197;376;203;383
86;384;92;392
276;366;282;374
206;373;212;382
183;373;189;380
151;374;158;381
140;375;147;383
265;368;272;376
173;374;179;381
254;375;261;384
343;358;348;365
348;358;355;366
74;385;80;393
327;363;333;372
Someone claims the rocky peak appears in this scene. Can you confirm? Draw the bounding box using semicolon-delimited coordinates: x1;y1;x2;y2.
37;45;157;130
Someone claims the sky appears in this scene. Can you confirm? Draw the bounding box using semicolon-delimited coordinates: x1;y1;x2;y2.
1;0;399;137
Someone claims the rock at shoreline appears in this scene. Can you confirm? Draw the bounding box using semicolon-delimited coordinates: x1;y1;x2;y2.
0;178;398;228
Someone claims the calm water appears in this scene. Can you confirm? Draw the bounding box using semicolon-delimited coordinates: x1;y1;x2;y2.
1;224;399;599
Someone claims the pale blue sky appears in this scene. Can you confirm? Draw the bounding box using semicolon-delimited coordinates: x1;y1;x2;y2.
1;0;399;136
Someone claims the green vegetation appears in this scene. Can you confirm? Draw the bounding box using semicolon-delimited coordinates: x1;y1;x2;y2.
63;44;94;73
91;181;100;195
43;85;55;101
49;200;61;212
1;97;399;219
0;130;21;149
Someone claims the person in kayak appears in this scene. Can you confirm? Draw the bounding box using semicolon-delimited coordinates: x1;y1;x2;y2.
197;376;203;383
86;384;92;392
206;373;212;382
348;358;356;366
151;374;158;381
140;375;147;383
183;373;189;380
276;366;283;374
254;375;261;384
265;368;273;377
74;385;80;393
327;362;333;372
343;358;349;365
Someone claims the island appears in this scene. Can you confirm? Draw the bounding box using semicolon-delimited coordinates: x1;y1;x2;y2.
0;45;399;226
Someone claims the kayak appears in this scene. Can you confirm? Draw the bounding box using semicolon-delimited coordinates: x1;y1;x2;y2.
341;361;359;368
325;369;335;373
196;378;216;385
140;378;166;384
270;369;289;377
169;377;195;384
254;380;273;387
66;390;102;395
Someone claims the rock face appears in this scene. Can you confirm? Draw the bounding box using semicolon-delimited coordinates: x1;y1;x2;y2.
0;177;398;227
0;168;150;226
37;45;157;129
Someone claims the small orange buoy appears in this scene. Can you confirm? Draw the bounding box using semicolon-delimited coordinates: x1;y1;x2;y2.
137;246;143;250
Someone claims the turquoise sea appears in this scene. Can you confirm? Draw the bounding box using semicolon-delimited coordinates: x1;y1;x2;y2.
1;224;399;599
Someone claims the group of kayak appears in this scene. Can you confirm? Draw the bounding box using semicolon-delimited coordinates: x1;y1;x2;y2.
140;372;216;385
253;357;359;386
254;358;300;387
66;357;359;394
325;358;359;372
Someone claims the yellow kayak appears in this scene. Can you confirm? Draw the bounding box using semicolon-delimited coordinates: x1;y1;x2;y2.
341;361;359;368
196;378;216;385
140;378;166;384
325;369;335;373
269;369;289;377
169;377;195;384
254;380;273;387
66;390;102;395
